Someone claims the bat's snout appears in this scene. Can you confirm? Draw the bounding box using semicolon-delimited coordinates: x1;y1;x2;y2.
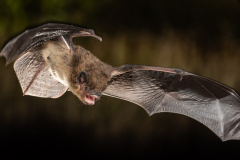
84;95;99;105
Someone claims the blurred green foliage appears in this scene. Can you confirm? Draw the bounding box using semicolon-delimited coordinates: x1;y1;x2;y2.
0;0;240;158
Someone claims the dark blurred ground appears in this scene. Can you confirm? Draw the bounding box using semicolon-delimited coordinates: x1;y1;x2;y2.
1;0;240;159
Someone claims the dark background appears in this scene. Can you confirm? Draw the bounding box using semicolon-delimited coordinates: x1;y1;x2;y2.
1;0;240;159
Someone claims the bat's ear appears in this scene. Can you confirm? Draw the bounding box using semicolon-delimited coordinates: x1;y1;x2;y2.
76;71;89;84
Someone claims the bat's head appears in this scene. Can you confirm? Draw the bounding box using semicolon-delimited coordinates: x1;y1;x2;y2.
69;70;109;105
67;47;112;105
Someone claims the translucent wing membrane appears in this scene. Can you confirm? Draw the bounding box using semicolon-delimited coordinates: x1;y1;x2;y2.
0;23;102;65
14;51;68;98
104;65;240;141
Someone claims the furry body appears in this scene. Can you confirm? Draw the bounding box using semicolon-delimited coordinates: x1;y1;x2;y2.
41;38;113;103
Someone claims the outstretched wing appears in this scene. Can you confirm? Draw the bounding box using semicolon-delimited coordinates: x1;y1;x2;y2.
0;23;102;98
0;23;102;65
103;64;240;141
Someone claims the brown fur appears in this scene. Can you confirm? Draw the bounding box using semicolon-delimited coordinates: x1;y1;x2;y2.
68;46;113;102
43;39;113;103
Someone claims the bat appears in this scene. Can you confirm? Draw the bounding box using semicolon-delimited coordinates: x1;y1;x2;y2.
1;23;240;141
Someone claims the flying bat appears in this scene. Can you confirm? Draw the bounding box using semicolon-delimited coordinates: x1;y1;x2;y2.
1;23;240;141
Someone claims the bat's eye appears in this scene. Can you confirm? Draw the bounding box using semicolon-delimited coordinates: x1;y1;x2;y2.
85;87;88;90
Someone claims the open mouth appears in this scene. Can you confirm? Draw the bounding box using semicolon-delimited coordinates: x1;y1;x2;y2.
84;95;99;105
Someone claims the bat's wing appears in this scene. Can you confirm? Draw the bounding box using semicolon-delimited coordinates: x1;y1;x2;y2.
13;48;68;98
0;23;101;98
0;23;102;65
103;64;240;141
